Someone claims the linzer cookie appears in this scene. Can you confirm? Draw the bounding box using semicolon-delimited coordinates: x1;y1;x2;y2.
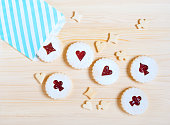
92;58;119;85
121;88;148;115
37;36;62;62
130;56;158;83
66;42;94;69
45;73;72;99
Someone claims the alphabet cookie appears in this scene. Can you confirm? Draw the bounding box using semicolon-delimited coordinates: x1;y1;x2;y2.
66;42;94;69
37;36;62;62
92;58;119;85
130;56;158;83
121;88;148;115
45;73;72;99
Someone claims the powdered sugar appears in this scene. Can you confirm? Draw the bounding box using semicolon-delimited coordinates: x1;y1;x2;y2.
92;58;119;85
45;73;72;99
130;56;158;83
37;36;62;62
121;88;148;115
66;42;94;69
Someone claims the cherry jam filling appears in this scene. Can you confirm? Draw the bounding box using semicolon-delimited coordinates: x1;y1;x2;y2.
102;66;112;76
53;80;64;91
129;96;142;106
43;43;56;55
76;51;86;61
139;63;149;75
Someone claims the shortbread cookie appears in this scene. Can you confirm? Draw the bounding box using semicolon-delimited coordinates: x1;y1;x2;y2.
97;100;111;110
136;19;148;29
71;11;82;22
130;56;158;83
95;41;107;53
92;58;119;85
45;73;72;99
82;100;93;110
83;87;96;99
37;36;62;62
66;42;94;69
115;51;126;61
34;73;46;84
121;88;148;115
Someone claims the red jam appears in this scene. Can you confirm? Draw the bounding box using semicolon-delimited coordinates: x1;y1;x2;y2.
139;63;149;75
53;80;64;91
129;96;142;106
76;51;86;61
43;43;56;55
102;66;112;76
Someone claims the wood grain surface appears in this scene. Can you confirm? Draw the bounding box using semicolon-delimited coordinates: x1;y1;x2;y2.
0;0;170;124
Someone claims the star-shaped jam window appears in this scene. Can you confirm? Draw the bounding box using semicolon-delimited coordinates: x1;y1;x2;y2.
43;43;56;55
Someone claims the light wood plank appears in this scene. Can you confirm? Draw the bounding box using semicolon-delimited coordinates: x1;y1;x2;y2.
0;0;170;124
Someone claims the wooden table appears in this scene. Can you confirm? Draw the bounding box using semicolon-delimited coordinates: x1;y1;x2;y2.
0;0;170;124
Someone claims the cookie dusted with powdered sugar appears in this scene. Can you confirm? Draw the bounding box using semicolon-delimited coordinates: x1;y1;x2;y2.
121;87;148;115
130;56;158;83
92;58;119;85
66;42;94;69
37;36;62;62
45;73;72;99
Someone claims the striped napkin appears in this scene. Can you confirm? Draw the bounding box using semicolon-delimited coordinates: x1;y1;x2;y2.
0;0;65;60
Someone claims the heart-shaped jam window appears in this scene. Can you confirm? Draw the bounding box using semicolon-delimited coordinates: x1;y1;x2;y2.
102;66;112;76
76;51;86;61
53;80;64;91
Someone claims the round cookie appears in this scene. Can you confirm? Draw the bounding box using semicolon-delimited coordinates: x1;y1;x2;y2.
37;36;62;62
130;56;158;83
92;58;119;85
121;87;148;115
45;73;72;99
66;42;94;69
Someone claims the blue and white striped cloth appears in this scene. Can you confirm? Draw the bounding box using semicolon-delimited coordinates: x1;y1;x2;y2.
0;0;65;60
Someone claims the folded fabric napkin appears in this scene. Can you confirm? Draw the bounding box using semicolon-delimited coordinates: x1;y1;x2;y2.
0;0;65;60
